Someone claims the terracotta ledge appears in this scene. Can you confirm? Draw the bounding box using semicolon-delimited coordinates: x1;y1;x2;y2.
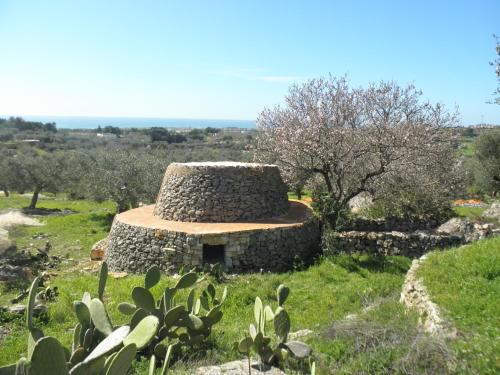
115;200;314;235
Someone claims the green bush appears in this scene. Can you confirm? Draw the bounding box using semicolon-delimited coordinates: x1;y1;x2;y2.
363;191;454;224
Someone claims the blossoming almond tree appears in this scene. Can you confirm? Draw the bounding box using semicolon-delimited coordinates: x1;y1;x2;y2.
256;76;460;227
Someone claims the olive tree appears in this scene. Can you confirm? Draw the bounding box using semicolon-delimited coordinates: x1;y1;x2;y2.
256;76;459;227
69;148;171;212
474;129;500;196
0;149;13;196
5;150;65;208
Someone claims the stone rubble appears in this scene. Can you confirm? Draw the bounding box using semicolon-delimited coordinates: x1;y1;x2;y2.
400;255;457;338
195;359;286;375
436;217;494;242
483;202;500;221
90;238;107;260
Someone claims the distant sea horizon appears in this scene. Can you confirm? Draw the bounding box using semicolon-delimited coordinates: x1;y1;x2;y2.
1;115;256;129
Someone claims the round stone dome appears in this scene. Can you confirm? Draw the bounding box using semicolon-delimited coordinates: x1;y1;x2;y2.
153;162;290;222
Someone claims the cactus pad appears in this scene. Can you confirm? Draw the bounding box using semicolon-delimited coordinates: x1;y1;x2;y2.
85;325;130;362
174;272;198;290
89;298;113;336
144;265;161;290
273;307;290;343
104;343;136;375
30;336;69;375
123;315;159;350
131;287;155;312
276;284;290;307
117;302;137;315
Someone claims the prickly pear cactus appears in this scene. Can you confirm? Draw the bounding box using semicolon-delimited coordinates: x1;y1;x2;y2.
144;265;161;290
174;272;198;289
30;336;69;375
123;315;160;350
98;261;108;301
26;276;41;331
131;287;156;312
85;325;130;362
277;285;290;307
273;307;290;343
89;298;113;336
104;343;136;375
237;284;312;366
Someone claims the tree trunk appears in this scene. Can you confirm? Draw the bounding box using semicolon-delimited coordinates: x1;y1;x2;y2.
29;187;40;209
320;171;333;193
295;187;302;200
117;200;129;213
2;189;8;197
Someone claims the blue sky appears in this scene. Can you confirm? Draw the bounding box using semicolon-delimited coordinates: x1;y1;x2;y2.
0;0;499;124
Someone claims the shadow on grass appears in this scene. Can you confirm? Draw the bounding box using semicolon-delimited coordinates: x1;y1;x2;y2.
21;207;75;216
330;253;411;276
323;316;455;374
88;213;115;232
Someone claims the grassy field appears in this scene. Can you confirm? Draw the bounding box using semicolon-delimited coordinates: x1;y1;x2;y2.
459;137;476;157
0;251;418;374
452;206;487;221
418;237;500;375
0;194;115;259
287;190;312;201
0;255;422;374
1;195;498;373
0;195;428;374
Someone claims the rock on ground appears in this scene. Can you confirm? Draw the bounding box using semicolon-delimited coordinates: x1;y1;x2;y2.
90;238;108;261
0;210;42;229
0;228;14;255
483;202;500;220
400;255;457;338
196;360;286;375
436;217;492;242
288;329;313;340
0;326;11;343
7;304;47;317
348;192;373;213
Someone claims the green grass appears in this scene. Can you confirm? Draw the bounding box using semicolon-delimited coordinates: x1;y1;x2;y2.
3;195;498;373
0;195;115;306
287;190;312;200
0;253;414;374
460;138;476;157
418;237;500;374
0;194;115;260
452;206;487;221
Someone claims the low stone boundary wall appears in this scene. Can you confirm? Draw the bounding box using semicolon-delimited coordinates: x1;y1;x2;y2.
401;255;457;338
343;217;439;232
323;230;463;258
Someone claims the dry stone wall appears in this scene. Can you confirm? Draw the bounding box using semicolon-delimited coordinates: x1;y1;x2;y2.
154;162;289;222
105;218;320;273
343;217;440;232
401;254;457;338
323;230;463;258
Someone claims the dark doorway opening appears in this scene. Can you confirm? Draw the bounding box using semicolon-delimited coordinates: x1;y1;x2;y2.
202;244;225;266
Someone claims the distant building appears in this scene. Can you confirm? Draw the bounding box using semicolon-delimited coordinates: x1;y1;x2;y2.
469;124;499;129
96;133;117;138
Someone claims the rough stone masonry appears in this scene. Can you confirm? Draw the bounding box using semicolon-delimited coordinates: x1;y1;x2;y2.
105;162;320;273
154;162;290;222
